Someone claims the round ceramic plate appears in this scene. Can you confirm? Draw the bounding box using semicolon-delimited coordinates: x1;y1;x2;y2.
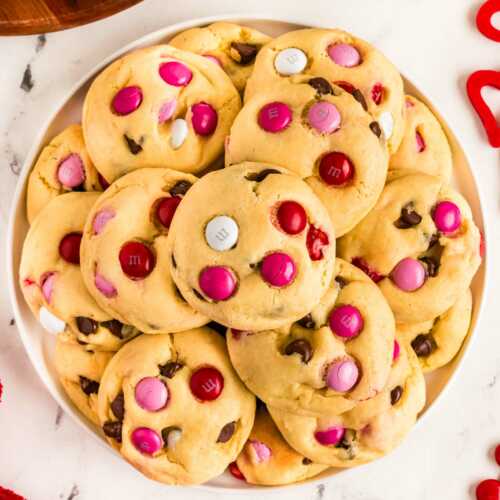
6;14;488;493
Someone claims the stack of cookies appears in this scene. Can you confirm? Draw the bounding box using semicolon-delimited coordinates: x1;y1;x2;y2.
19;22;482;487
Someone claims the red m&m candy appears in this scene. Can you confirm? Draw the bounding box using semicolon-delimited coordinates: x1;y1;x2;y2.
319;152;354;186
119;241;155;280
190;366;224;401
277;201;307;235
59;233;82;265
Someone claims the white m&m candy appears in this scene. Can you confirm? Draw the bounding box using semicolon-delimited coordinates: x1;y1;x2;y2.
274;48;307;76
39;306;66;335
170;118;188;149
205;215;239;251
378;111;394;140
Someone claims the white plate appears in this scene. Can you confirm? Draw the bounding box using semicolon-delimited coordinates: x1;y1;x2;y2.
6;14;488;493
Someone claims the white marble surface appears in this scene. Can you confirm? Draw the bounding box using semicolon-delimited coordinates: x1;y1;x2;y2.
1;1;499;499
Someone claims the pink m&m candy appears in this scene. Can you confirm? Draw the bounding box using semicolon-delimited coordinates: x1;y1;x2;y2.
95;272;117;298
308;101;341;134
391;258;426;292
41;272;56;303
131;427;162;455
158;99;177;123
314;426;345;446
416;131;426;153
329;305;364;339
135;377;168;412
92;208;115;235
326;359;359;392
433;201;461;234
199;266;237;301
260;252;297;287
328;43;361;67
250;440;272;463
393;340;401;361
203;54;222;67
159;61;193;87
258;102;292;133
57;154;85;188
112;86;143;115
191;102;218;136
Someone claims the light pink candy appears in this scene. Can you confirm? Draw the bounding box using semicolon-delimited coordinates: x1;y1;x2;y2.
327;43;361;67
191;102;218;136
159;61;193;87
260;252;297;287
112;86;143;115
158;99;177;123
250;440;272;463
41;272;56;303
308;101;341;134
326;359;359;392
258;102;292;133
92;209;115;235
314;426;345;446
57;154;85;188
199;266;237;301
94;272;117;298
433;201;461;234
391;258;426;292
131;427;162;455
203;54;222;67
135;377;168;412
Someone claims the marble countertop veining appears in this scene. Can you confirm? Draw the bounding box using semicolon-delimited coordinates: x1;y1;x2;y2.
1;1;499;499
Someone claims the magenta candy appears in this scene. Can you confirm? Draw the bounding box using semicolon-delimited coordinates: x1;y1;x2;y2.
199;266;237;301
250;440;272;463
258;102;292;133
308;101;341;134
260;252;297;287
94;272;117;298
314;426;345;446
158;99;177;123
41;272;56;303
391;258;426;292
433;201;461;234
393;340;400;361
131;427;162;455
92;208;115;235
135;377;168;412
191;102;218;136
159;61;193;87
326;359;359;392
329;305;364;339
327;43;361;67
112;86;143;115
57;154;85;188
203;54;222;67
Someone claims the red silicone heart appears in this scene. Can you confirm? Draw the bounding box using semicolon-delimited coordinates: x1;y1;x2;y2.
476;0;500;42
466;70;500;148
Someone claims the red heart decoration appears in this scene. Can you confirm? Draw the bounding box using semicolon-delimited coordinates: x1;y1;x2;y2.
467;70;500;148
476;0;500;42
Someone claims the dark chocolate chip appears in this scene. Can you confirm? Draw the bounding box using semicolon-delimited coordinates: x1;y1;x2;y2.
335;429;356;450
171;254;177;268
297;314;315;329
159;361;184;379
245;168;281;182
174;284;187;302
369;121;382;138
76;317;98;335
79;376;99;395
193;288;206;301
217;421;236;443
162;426;181;447
72;183;85;192
428;233;440;248
101;319;124;339
390;386;403;405
103;421;122;442
284;339;313;364
308;77;333;95
230;42;258;64
419;256;439;277
207;321;227;337
335;276;348;289
169;180;192;196
394;203;422;229
124;135;143;155
411;334;437;357
302;457;313;465
111;392;125;421
352;89;368;111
